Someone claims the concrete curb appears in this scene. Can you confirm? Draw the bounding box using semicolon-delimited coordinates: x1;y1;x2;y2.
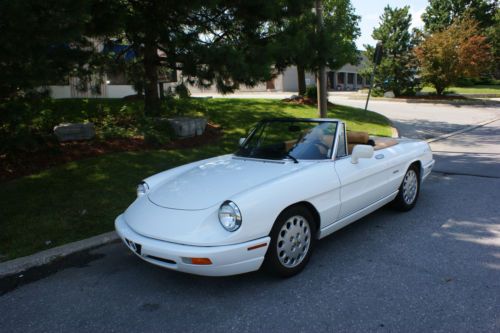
426;117;500;143
391;126;399;138
0;231;119;279
348;95;500;106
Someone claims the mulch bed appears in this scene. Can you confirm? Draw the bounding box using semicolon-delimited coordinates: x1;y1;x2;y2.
0;123;222;182
282;96;336;106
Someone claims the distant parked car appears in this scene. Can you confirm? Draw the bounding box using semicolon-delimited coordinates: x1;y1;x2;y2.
115;118;434;277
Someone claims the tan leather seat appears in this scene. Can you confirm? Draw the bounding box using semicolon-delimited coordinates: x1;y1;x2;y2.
346;131;369;154
372;137;398;150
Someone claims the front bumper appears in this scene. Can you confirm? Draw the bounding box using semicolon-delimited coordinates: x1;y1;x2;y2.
115;215;270;276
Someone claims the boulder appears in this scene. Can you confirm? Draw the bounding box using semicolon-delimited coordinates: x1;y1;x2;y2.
383;91;396;98
54;123;95;142
168;117;207;138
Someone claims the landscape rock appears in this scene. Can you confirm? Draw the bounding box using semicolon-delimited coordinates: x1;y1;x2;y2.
384;91;396;98
54;123;95;142
168;117;207;138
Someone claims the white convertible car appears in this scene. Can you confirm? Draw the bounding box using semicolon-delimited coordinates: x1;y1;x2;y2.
115;118;434;277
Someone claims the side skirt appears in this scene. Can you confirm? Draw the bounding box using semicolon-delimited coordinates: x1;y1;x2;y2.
319;191;398;239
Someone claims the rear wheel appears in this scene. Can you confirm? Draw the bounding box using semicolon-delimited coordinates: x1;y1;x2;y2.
264;206;316;277
392;164;420;211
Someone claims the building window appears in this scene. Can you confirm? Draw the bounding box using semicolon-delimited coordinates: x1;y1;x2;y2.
348;73;354;84
357;75;363;85
337;73;345;84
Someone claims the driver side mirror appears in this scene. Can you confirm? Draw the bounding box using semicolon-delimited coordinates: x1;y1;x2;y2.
239;138;246;146
351;145;374;164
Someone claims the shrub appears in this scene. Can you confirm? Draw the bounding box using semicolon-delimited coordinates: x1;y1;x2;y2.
305;85;317;100
142;118;174;146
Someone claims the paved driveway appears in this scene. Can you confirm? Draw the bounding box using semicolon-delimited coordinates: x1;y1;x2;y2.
430;120;500;178
328;93;500;139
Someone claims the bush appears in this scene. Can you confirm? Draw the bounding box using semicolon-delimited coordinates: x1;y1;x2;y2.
175;83;190;99
305;85;317;100
142;118;174;146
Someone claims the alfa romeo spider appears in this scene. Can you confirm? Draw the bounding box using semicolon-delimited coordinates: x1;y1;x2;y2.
115;118;434;277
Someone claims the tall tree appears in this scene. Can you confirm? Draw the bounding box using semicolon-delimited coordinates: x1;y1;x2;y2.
0;0;98;100
362;6;420;97
422;0;497;32
274;0;360;95
97;1;313;115
415;18;493;95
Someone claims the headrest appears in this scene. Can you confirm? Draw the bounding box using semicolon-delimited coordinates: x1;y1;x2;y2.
346;131;369;144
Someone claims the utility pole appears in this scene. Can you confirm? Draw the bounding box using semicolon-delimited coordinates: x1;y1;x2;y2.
365;42;383;111
315;0;328;118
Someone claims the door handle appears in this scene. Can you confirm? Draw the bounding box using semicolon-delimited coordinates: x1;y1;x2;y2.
375;153;385;159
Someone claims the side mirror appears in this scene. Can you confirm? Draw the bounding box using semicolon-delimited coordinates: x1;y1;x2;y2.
239;138;246;146
351;145;374;164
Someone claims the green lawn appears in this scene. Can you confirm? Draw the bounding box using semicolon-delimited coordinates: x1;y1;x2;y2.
0;98;392;261
421;85;500;95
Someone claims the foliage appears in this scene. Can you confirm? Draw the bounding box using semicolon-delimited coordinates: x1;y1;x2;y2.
415;18;493;95
0;98;166;153
174;83;191;99
305;86;318;100
273;0;361;95
361;6;421;97
422;0;498;32
96;0;314;115
0;0;104;100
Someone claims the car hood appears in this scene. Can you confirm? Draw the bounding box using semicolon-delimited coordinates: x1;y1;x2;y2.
148;156;303;210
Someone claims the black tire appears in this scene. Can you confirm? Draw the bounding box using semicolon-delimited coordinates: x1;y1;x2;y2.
392;164;420;211
264;206;316;277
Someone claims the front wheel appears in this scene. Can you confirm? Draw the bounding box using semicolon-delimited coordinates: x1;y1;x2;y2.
264;206;316;277
392;165;420;211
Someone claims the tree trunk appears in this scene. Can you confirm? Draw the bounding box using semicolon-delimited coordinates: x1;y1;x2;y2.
297;65;306;96
144;40;159;116
435;85;445;96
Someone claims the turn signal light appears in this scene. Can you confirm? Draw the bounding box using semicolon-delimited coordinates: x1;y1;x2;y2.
189;257;212;265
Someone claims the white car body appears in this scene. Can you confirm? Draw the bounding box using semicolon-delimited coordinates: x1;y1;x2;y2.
115;119;434;276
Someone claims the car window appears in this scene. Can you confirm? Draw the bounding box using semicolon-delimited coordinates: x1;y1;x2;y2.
236;120;338;161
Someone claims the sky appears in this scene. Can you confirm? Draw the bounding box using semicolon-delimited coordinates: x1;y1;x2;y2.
351;0;429;50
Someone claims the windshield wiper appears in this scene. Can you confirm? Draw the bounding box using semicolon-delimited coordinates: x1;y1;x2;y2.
285;152;299;164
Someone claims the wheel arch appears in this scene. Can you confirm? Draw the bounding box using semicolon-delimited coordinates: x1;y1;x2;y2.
409;159;423;180
277;201;321;239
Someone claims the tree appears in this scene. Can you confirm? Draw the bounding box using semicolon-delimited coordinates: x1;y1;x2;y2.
361;6;420;97
415;18;493;95
0;0;99;100
422;0;497;32
97;1;313;115
273;0;360;96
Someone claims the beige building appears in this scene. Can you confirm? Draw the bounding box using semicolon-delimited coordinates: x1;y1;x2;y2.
48;62;369;98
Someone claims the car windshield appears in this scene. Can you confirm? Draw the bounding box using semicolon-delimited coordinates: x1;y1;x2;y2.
236;119;338;161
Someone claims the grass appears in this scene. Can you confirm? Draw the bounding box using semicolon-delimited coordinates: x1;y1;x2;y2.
0;98;392;261
421;85;500;95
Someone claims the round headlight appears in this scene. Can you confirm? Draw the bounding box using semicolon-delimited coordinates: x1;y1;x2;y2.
137;181;149;197
218;201;242;232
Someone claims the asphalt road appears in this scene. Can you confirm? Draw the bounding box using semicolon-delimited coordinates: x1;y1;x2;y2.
1;99;499;332
328;93;500;140
430;120;500;178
